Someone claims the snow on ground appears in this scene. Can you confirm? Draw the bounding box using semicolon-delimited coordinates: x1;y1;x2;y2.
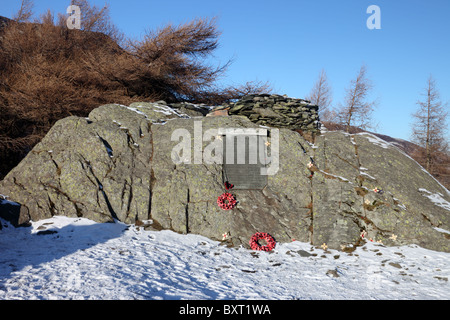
0;216;449;300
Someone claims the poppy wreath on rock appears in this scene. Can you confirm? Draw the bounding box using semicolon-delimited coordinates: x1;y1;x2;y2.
217;192;237;210
224;181;234;190
249;232;276;251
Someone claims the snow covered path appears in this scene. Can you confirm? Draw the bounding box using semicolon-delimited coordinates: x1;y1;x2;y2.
0;216;448;300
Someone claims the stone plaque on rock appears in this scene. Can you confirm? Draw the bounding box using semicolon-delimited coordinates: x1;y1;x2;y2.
221;130;268;190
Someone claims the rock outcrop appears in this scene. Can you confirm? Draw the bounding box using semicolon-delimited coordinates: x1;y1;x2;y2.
1;96;449;252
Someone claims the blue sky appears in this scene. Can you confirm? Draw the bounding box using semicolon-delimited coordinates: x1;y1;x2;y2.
1;0;449;141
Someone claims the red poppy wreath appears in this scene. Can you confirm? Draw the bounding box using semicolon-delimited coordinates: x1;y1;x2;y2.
217;192;237;210
249;232;276;251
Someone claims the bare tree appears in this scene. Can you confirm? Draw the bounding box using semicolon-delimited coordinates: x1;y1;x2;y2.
13;0;34;22
411;75;449;173
336;65;376;132
307;69;333;121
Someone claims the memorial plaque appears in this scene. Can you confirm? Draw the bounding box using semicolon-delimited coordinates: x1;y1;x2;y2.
222;131;268;190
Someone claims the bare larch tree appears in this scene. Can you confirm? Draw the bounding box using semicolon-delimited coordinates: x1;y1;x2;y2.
307;69;333;121
411;75;449;173
336;65;376;132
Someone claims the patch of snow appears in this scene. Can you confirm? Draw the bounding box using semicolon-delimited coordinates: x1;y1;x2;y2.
145;104;190;118
434;227;450;235
152;121;168;125
318;170;349;182
417;168;450;196
304;140;317;149
393;198;407;211
123;104;190;121
360;171;377;180
123;106;149;119
356;132;392;149
418;188;450;211
151;105;182;116
0;216;449;300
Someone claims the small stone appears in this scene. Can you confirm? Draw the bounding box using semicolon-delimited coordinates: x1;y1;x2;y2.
326;269;340;277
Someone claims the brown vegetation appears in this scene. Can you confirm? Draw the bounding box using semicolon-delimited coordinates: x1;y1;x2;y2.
0;1;270;179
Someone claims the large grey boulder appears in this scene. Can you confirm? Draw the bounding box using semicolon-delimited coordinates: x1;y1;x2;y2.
1;98;449;252
312;131;450;251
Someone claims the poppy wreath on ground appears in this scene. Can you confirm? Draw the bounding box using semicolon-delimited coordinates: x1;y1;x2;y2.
249;232;276;251
217;192;237;210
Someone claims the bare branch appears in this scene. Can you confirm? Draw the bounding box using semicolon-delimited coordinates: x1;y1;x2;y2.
12;0;34;23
